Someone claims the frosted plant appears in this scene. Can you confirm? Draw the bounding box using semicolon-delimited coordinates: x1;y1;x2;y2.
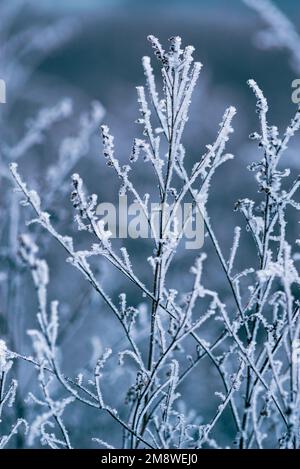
0;2;104;447
243;0;300;73
0;0;80;347
0;339;28;448
0;99;103;447
4;35;300;449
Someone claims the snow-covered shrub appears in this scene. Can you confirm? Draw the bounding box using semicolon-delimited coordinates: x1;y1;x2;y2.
3;32;300;449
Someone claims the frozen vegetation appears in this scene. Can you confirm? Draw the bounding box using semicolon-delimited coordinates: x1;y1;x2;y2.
2;0;300;450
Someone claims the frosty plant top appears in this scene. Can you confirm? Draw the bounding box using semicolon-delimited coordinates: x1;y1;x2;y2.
92;36;234;251
11;36;234;256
